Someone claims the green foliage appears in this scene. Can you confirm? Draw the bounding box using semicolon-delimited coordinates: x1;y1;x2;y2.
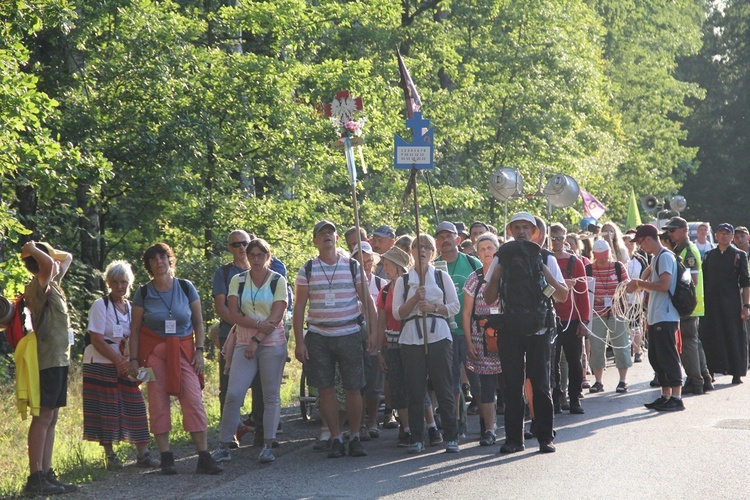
1;0;711;352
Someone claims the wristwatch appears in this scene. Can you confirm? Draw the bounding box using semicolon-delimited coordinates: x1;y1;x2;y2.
195;346;205;352
251;336;261;344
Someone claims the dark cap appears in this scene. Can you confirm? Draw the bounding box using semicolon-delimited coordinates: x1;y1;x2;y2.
469;221;490;233
633;224;659;242
435;221;458;235
454;222;469;237
735;226;749;235
716;223;734;234
313;220;336;237
372;225;396;239
664;216;688;229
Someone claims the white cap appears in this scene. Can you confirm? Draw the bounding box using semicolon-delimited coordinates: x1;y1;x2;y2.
593;239;610;253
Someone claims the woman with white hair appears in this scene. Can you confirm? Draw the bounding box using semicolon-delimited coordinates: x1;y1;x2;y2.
83;260;160;469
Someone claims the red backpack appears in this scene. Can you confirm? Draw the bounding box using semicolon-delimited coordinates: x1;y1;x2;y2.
2;294;28;349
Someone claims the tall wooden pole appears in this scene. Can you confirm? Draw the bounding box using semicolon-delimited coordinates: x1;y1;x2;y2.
411;168;429;355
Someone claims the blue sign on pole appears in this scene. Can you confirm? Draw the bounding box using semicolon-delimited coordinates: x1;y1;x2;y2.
394;112;434;170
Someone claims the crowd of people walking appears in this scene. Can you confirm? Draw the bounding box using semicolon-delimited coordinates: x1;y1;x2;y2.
12;212;750;495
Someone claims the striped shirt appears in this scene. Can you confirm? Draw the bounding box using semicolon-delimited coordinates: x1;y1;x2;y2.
296;255;362;337
589;262;628;317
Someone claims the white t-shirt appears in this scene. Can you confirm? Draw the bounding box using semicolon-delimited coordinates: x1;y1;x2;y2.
84;297;131;364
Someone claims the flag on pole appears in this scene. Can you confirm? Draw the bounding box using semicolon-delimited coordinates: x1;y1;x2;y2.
580;187;606;220
626;188;642;229
397;49;422;120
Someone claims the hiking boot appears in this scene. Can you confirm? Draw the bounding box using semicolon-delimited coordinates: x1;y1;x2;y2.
196;450;224;475
136;451;161;468
589;381;604;393
313;438;332;452
210;445;232;462
105;453;123;470
654;397;685;412
682;382;704;395
649;375;661;387
644;396;669;409
407;441;424;454
466;401;479;415
479;431;496;447
25;471;64;496
258;446;275;464
569;400;585;414
428;427;444;446
368;425;380;439
160;451;177;475
634;353;642;363
398;431;412;448
348;437;367;457
45;468;78;493
445;440;460;453
539;440;556;453
616;381;628;393
498;441;524;454
327;439;346;458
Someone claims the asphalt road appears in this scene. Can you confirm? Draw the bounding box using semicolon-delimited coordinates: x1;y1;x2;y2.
191;355;750;500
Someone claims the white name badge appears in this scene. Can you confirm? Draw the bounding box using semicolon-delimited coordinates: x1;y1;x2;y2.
237;274;246;283
490;307;501;315
165;319;177;334
325;292;336;306
603;297;612;308
113;324;124;338
68;328;75;345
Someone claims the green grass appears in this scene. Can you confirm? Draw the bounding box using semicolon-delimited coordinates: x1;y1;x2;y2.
0;339;305;497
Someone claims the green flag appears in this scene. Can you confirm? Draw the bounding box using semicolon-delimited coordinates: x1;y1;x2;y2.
627;188;642;229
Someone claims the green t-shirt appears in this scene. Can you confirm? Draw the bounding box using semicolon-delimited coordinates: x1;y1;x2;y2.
437;252;481;336
25;275;71;370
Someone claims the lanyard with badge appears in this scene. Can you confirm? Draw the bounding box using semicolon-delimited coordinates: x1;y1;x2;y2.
154;281;178;335
108;295;130;338
319;257;340;306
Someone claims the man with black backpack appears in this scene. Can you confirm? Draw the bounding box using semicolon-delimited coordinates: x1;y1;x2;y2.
484;212;569;453
627;224;685;411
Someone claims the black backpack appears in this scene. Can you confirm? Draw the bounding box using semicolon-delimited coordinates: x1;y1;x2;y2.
494;240;552;336
654;249;697;317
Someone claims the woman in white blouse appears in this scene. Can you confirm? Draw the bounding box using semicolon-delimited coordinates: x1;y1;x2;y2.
392;234;460;454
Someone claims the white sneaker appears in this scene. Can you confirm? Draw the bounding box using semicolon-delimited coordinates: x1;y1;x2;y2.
258;446;275;464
